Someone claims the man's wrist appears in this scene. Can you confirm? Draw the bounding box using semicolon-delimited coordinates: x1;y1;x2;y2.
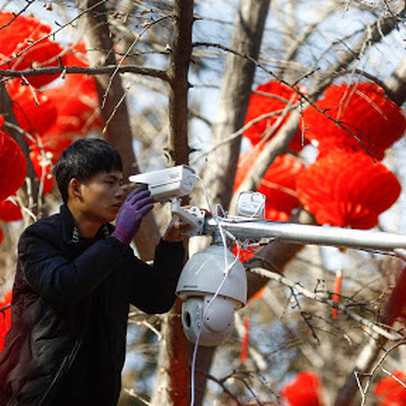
112;228;131;246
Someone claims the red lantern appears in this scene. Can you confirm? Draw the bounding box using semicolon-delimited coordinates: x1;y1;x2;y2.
31;133;75;164
296;149;401;229
0;12;64;88
258;154;304;221
0;290;12;353
6;79;57;142
0;200;22;222
42;71;102;139
29;149;54;194
62;42;89;68
0;129;27;201
235;147;304;221
301;82;406;160
244;81;305;151
282;372;323;406
375;371;406;405
37;43;102;161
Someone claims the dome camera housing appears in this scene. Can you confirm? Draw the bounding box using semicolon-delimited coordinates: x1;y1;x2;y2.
176;244;247;346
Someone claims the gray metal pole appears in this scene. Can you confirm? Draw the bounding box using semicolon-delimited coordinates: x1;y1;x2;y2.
204;218;406;252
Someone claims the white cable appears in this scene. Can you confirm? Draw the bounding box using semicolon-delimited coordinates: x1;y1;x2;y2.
190;322;201;406
188;177;241;406
191;173;214;214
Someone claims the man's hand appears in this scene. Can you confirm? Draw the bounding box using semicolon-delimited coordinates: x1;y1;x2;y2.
162;215;192;242
112;189;154;245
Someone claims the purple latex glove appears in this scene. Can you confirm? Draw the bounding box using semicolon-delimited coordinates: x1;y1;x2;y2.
112;189;154;245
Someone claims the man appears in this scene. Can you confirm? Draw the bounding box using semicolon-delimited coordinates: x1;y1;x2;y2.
0;138;188;405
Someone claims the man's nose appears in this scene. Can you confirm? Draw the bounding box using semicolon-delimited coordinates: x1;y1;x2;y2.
116;186;125;198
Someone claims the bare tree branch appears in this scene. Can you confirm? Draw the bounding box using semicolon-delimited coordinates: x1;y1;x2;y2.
0;65;169;81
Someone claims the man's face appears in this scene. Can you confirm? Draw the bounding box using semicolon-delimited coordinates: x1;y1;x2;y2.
77;170;125;224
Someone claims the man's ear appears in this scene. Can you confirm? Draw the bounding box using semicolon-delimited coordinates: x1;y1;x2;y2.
68;178;83;201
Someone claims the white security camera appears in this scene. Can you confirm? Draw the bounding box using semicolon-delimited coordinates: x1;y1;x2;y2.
128;165;196;202
176;244;247;346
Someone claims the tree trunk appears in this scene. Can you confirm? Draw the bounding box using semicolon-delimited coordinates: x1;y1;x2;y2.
188;1;271;403
166;0;194;167
150;300;192;406
200;0;271;211
151;1;194;404
80;0;160;260
185;1;272;402
384;56;406;106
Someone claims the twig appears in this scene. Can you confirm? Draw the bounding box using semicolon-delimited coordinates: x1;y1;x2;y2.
356;340;406;405
0;64;169;82
249;267;404;341
123;388;151;405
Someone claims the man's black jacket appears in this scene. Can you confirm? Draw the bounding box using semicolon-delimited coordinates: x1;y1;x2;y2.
0;205;185;405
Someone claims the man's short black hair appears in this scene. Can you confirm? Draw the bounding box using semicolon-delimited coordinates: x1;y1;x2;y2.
53;138;123;203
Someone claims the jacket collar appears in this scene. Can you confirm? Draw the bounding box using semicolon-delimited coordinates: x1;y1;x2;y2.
59;204;110;244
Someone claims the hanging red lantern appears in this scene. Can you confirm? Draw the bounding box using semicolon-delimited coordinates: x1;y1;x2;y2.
375;371;406;405
0;129;27;201
259;154;304;221
42;69;102;140
244;81;305;151
282;372;323;406
296;149;401;229
0;290;12;353
29;149;54;194
301;82;406;160
235;147;304;221
62;42;89;68
0;12;64;88
30;133;75;164
6;79;57;143
0;199;22;222
37;43;102;161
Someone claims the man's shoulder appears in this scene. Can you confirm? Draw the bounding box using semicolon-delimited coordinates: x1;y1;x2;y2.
23;212;63;240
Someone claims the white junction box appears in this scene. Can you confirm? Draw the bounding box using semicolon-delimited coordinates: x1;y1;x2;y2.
129;165;196;201
236;191;266;219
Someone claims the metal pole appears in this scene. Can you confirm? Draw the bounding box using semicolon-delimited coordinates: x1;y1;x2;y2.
204;218;406;252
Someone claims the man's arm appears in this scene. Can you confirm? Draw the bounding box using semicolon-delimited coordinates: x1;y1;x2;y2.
127;216;189;313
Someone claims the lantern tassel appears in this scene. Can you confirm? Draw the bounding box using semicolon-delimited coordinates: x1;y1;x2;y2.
240;314;250;363
332;269;343;319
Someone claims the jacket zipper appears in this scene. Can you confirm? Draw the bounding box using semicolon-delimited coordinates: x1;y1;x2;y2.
38;339;82;406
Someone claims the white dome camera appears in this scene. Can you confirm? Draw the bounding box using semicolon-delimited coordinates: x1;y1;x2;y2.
176;244;247;346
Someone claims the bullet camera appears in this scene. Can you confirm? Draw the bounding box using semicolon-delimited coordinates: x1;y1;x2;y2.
176;244;247;346
129;165;196;202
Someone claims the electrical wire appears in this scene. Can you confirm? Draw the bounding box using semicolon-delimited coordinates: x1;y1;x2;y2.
188;176;242;406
